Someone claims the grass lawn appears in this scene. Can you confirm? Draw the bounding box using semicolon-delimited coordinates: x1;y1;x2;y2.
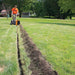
0;18;19;75
0;17;75;75
20;18;75;75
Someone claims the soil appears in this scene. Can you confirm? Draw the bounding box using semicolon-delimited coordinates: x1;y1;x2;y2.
0;66;4;72
18;25;58;75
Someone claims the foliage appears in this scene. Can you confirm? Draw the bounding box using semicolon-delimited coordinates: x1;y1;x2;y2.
31;0;60;17
2;0;32;17
1;0;75;18
0;0;2;11
44;0;60;18
34;1;45;17
58;0;75;13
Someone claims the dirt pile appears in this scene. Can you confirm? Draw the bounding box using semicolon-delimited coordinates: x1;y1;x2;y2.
19;25;58;75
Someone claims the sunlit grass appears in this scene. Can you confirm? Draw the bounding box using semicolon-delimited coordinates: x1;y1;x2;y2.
21;18;75;75
0;18;19;75
0;17;75;75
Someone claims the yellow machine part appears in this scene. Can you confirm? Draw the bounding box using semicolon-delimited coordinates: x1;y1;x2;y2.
16;20;18;26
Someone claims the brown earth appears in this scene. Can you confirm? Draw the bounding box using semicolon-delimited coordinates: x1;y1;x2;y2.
19;25;58;75
0;66;4;72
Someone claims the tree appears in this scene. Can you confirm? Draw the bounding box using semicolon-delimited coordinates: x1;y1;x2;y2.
44;0;60;18
29;0;45;17
0;0;3;11
18;0;32;17
34;1;45;17
58;0;75;19
2;0;32;17
58;0;75;13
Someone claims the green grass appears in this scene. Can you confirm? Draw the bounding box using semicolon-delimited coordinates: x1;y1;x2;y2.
0;17;75;75
0;18;19;75
18;27;31;75
20;18;75;75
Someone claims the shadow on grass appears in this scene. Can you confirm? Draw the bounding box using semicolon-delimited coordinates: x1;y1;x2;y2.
38;22;75;26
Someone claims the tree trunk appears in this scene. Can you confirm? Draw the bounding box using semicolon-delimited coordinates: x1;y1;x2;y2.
19;11;21;17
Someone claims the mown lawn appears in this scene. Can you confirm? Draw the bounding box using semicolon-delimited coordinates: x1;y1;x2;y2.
20;18;75;75
0;17;75;75
0;18;19;75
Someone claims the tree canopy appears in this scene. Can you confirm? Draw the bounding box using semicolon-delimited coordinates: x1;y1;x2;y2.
0;0;75;19
58;0;75;13
2;0;32;16
44;0;60;17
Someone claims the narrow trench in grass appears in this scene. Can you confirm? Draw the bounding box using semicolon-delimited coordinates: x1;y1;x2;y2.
17;33;25;75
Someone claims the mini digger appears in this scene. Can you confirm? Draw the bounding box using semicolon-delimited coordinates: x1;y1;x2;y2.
10;15;20;26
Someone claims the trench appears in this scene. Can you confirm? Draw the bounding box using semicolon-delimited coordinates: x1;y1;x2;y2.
16;24;58;75
17;30;25;75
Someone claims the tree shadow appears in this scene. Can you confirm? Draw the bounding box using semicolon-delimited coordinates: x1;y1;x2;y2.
38;22;75;26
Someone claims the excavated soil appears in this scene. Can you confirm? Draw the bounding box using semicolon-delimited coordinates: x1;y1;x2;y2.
19;25;58;75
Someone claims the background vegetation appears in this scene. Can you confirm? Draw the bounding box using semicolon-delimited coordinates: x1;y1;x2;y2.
0;0;75;19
